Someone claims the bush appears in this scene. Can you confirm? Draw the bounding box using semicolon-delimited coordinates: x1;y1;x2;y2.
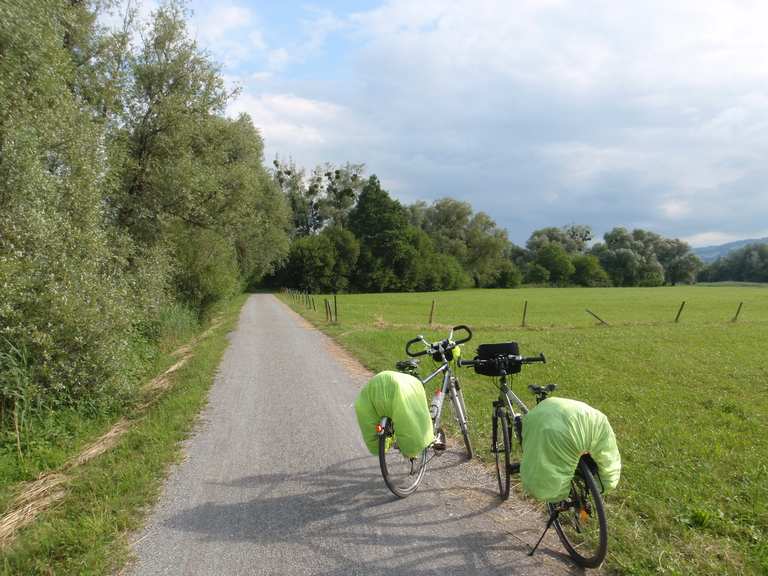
524;263;551;284
572;255;611;287
171;228;241;313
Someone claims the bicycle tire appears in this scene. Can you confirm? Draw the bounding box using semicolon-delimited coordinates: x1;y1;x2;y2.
451;380;473;459
378;421;428;498
493;410;511;499
549;457;608;568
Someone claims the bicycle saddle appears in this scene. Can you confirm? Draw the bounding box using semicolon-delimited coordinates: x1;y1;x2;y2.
528;383;557;396
396;359;419;372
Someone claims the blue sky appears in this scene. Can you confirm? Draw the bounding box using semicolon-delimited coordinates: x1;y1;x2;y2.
117;0;768;246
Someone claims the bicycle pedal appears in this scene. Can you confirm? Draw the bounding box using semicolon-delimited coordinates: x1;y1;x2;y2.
508;462;521;475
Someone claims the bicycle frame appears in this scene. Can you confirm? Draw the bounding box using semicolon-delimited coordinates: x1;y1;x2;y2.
419;361;454;436
497;374;530;420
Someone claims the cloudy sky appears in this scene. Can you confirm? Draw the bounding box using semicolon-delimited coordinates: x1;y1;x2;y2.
120;0;768;246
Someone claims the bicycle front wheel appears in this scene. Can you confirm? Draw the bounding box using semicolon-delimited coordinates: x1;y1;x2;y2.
378;422;428;498
550;457;608;568
451;380;473;459
493;410;511;499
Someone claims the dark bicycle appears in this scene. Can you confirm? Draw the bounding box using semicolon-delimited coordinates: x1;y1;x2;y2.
459;344;608;569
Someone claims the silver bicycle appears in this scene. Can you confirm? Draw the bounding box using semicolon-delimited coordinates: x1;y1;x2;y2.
376;325;473;498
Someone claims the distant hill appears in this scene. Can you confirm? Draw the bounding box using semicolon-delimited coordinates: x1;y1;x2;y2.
693;237;768;263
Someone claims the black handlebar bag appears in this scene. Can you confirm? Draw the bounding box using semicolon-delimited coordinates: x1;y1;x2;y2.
474;342;521;375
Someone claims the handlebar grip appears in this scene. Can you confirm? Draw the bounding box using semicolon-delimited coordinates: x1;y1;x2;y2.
405;337;428;357
521;353;546;364
452;324;472;344
457;359;475;367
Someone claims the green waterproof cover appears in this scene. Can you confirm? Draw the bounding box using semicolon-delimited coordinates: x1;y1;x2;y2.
521;397;621;502
355;371;434;458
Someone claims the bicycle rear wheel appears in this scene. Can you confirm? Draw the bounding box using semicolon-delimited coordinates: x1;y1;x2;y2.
451;379;473;459
549;457;608;568
493;410;511;499
378;421;428;498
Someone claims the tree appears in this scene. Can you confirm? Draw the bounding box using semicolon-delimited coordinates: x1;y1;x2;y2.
524;264;551;284
527;224;591;254
591;227;689;287
465;212;511;287
700;243;768;282
348;176;410;292
572;255;611;287
535;244;575;285
654;238;701;285
322;225;360;292
493;260;523;288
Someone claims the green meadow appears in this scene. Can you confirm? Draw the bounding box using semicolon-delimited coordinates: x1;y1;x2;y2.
283;286;768;575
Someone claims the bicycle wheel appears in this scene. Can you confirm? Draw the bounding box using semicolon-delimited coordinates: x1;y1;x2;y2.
378;421;428;498
451;380;473;459
549;457;608;568
493;410;511;499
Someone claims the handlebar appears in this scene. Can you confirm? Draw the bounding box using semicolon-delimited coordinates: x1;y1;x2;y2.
405;336;428;357
458;352;546;369
405;325;473;358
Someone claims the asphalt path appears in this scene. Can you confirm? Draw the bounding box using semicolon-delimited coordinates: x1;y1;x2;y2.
124;294;579;576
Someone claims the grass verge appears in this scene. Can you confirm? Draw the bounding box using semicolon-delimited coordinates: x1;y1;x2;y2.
0;294;246;575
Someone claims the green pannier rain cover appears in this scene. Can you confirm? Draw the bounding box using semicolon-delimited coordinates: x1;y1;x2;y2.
355;370;434;458
521;397;621;502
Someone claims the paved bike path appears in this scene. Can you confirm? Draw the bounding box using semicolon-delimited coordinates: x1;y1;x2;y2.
125;294;577;576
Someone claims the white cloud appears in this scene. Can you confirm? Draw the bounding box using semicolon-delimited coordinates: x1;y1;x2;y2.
227;93;345;148
189;1;267;68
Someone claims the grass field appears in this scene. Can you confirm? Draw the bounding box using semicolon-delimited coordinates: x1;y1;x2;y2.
282;286;768;575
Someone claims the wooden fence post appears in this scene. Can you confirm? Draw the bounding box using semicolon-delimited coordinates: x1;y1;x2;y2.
586;309;609;326
429;300;436;326
732;302;744;322
675;301;686;323
521;300;528;327
333;293;338;324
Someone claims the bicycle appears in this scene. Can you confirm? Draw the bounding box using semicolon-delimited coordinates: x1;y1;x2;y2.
376;325;473;498
459;343;609;569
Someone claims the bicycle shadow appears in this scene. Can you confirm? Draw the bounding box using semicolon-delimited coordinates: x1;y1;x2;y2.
161;455;584;575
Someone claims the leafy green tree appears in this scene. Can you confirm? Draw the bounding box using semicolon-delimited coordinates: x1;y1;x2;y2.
465;212;511;287
282;234;335;292
348;176;407;291
591;245;640;286
321;226;360;292
572;255;611;287
535;243;575;285
421;198;473;262
493;260;523;288
591;227;694;287
524;264;551;284
527;224;591;254
0;0;149;406
700;243;768;282
653;238;702;285
316;163;365;228
115;2;229;244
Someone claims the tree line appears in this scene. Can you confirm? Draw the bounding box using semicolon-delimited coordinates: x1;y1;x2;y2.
271;162;704;292
0;2;289;416
698;243;768;283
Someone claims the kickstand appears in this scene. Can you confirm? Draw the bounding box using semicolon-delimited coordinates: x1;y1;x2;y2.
528;509;558;556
